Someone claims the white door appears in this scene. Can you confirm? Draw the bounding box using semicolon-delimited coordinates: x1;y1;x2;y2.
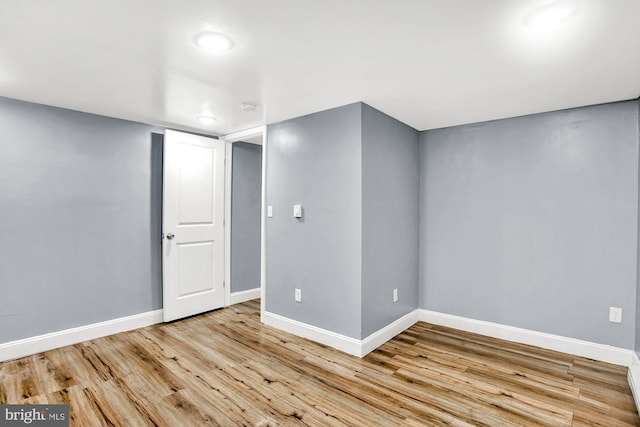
163;130;225;322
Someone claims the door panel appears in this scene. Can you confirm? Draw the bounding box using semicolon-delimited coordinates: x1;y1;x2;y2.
163;130;225;322
177;143;215;224
177;241;215;297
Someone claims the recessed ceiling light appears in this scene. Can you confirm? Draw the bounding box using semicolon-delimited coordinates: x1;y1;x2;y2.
194;31;235;53
525;1;579;28
197;114;217;125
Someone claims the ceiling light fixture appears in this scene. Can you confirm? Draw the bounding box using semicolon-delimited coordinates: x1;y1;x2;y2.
194;31;235;53
197;114;217;125
525;1;579;28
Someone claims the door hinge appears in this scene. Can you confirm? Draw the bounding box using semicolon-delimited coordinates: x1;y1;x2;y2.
223;281;225;289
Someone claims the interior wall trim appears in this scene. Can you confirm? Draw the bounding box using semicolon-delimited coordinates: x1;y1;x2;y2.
263;307;635;366
360;310;420;356
262;311;362;356
419;309;634;366
229;288;261;306
262;310;420;357
629;352;640;416
0;309;163;363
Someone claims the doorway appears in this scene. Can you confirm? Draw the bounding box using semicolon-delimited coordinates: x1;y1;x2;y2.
162;126;265;323
221;127;265;311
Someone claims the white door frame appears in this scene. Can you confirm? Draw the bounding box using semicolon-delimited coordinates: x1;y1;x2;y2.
220;126;266;310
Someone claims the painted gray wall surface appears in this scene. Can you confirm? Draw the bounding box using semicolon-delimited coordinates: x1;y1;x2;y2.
361;104;420;338
266;103;363;339
0;97;163;343
419;101;639;348
231;142;262;293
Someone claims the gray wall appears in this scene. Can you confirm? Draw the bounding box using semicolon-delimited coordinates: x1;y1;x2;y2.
6;93;638;353
419;101;639;348
0;96;163;343
266;103;363;339
361;104;420;338
231;142;262;293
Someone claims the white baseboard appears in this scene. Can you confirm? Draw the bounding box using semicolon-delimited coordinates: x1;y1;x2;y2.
419;309;633;367
262;311;362;356
0;309;164;362
629;352;640;416
229;287;261;305
361;311;419;356
262;310;419;357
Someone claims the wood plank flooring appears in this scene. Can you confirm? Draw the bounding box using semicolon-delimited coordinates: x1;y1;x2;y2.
1;299;638;426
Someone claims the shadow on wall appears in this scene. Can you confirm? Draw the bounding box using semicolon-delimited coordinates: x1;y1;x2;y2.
151;132;164;307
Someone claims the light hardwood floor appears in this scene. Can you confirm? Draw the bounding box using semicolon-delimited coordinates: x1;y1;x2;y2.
1;299;638;426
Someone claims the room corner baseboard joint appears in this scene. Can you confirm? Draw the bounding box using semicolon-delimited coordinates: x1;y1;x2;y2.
261;309;420;358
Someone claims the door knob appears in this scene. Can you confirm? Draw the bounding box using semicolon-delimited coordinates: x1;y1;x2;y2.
166;233;175;240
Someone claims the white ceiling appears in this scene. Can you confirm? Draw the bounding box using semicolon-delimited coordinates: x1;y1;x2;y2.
0;0;638;136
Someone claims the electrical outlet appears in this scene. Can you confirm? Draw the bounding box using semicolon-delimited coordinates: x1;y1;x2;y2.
393;288;398;303
609;307;622;323
295;288;302;303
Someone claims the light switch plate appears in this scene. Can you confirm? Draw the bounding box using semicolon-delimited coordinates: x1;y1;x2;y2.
293;204;302;218
609;307;622;323
267;206;273;218
295;288;302;302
